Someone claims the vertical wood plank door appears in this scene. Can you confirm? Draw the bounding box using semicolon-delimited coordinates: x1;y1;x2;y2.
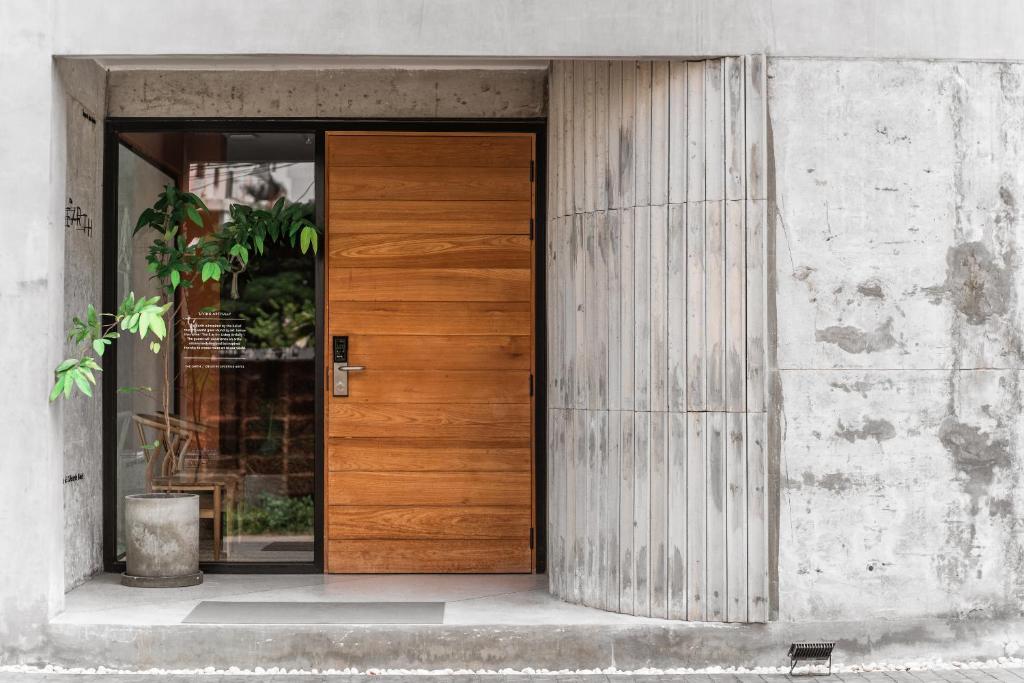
325;132;536;573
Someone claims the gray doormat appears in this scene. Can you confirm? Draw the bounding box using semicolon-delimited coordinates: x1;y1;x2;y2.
261;541;314;552
182;601;445;624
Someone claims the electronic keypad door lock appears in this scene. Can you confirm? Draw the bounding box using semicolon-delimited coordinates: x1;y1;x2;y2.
331;335;364;397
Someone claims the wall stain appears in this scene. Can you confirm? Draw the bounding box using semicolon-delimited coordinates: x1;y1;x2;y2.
924;241;1013;325
938;417;1011;504
815;318;897;353
835;417;896;443
856;279;886;299
829;378;894;398
801;471;855;493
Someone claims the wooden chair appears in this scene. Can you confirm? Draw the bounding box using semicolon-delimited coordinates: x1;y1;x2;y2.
132;413;241;561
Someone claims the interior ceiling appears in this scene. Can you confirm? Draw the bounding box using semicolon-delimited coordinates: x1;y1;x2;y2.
87;55;551;71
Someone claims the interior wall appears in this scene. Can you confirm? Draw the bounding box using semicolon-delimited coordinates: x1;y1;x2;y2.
56;58;107;591
545;58;770;622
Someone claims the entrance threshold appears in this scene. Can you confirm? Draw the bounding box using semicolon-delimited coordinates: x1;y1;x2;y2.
41;574;1023;672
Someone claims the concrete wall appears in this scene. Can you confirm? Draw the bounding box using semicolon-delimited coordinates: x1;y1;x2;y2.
106;68;546;119
48;0;1024;62
56;58;106;591
770;58;1024;621
546;59;771;622
0;0;67;658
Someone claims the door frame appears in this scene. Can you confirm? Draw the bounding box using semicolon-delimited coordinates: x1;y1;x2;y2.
101;117;547;575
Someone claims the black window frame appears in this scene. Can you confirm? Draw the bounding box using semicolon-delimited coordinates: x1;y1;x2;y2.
103;118;547;575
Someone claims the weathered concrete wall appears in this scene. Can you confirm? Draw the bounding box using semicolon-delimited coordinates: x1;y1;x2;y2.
56;58;106;591
106;68;546;118
49;0;1024;62
770;58;1024;620
546;59;770;622
0;0;67;660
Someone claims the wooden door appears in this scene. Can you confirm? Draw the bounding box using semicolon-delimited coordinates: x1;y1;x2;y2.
324;132;536;573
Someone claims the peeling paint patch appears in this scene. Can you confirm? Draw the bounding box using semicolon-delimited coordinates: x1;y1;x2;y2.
925;242;1013;325
835;417;896;443
815;318;897;353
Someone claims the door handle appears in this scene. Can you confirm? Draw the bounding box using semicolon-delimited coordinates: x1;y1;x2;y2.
332;363;366;397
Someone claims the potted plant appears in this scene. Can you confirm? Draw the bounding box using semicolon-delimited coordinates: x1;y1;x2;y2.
51;184;319;587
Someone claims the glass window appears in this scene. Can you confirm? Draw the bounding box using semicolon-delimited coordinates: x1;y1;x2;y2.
114;130;317;564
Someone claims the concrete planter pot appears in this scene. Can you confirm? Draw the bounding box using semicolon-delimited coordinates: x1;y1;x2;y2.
121;493;203;588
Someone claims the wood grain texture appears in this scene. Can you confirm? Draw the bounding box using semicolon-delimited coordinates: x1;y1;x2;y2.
328;402;531;440
330;301;530;335
329;166;530;201
725;411;748;622
668;61;688;204
328;539;531;573
619;61;637;208
634;61;653;207
746;412;769;622
725;201;747;412
650;204;668;412
329;267;530;302
744;54;767;200
328;505;531;539
329;199;531;234
686;412;706;621
343;369;529;404
329;233;530;268
347;334;530;370
619;407;635;614
607;61;622;210
649;410;668;619
667;203;687;412
328;134;532;168
632;410;651;617
329;471;531;506
685;61;705;202
584;60;597;213
650;61;670;207
705;411;727;622
667;412;688;619
724;57;746;201
328;440;530;472
633;205;651;412
686;202;706;410
746;199;767;413
620;208;636;411
705;201;726;411
704;59;725;202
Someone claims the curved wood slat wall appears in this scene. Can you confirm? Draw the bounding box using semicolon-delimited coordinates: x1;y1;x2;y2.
546;57;769;622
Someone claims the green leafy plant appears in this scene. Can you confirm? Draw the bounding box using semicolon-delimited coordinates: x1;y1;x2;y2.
51;184;321;470
233;493;314;535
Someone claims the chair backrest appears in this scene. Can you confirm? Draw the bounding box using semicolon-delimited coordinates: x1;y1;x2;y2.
132;413;206;480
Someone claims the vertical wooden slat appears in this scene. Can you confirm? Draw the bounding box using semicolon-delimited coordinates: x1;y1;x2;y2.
595;212;610;408
704;59;725;202
650;204;668;412
620;61;637;208
746;411;769;622
667;411;688;619
667;204;687;412
634;61;653;207
555;408;570;598
573;61;586;215
668;61;688;205
705;200;726;411
746;199;767;412
549;62;561;219
562;216;577;409
744;54;768;201
573;408;588;602
633;205;651;412
725;201;746;411
649;410;668;618
607;407;622;611
607;61;622;209
726;411;748;622
633;410;651;617
562;62;575;219
584;60;597;213
650;61;670;206
724;57;746;201
583;212;598;407
685;61;705;202
563;405;576;600
596;409;611;610
705;411;727;622
595;60;610;211
685;203;706;411
607;209;622;411
573;214;588;409
584;409;601;606
620;208;635;411
686;412;706;621
619;409;635;613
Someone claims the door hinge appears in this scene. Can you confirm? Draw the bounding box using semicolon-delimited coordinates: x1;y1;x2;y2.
529;527;535;549
529;218;535;241
529;373;534;396
529;160;535;182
